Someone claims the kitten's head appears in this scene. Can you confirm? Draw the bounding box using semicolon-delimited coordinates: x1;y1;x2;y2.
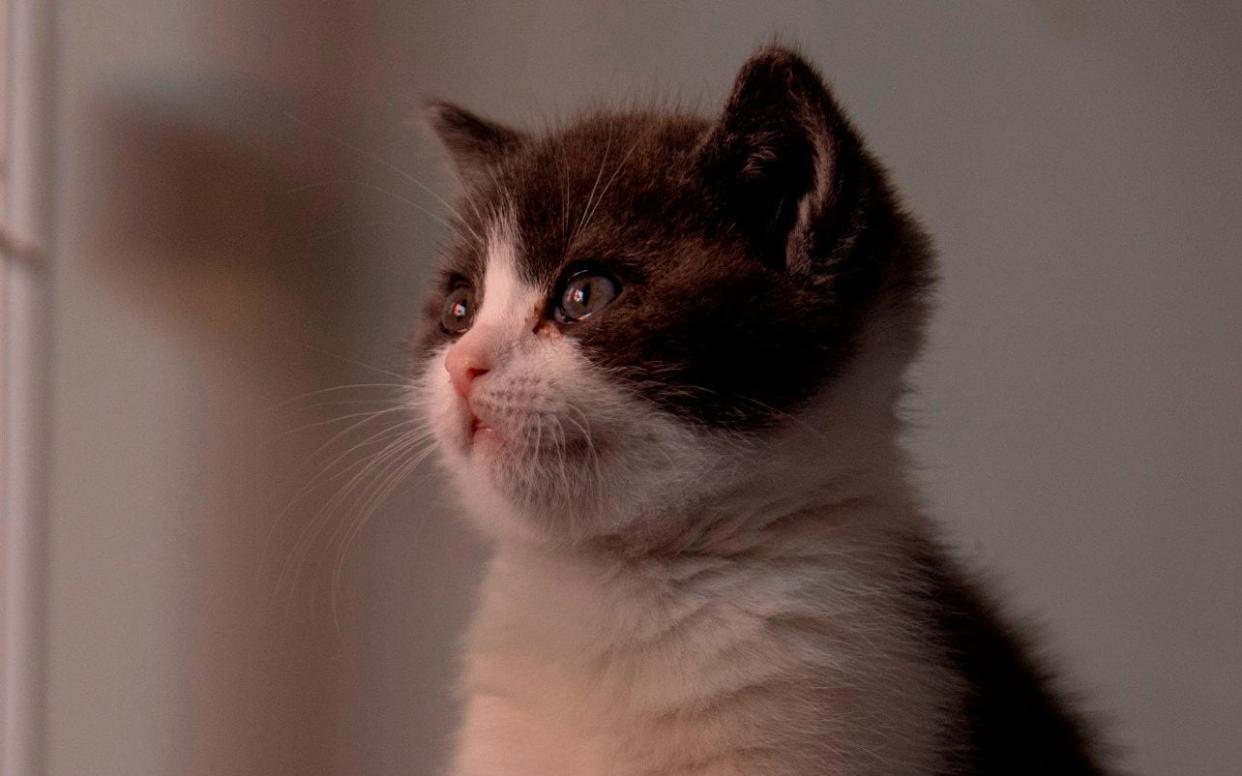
414;47;933;546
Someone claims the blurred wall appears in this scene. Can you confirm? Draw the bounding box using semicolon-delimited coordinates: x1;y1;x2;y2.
45;3;1241;776
50;2;372;775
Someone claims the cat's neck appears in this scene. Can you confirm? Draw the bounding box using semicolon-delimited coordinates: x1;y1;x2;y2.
503;427;928;565
470;432;938;687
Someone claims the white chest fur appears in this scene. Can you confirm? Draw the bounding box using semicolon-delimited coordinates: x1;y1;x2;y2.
449;505;961;776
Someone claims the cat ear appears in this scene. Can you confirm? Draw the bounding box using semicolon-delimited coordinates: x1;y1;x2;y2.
424;100;526;186
697;46;862;277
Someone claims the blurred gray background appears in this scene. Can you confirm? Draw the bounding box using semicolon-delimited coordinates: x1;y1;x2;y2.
34;2;1241;775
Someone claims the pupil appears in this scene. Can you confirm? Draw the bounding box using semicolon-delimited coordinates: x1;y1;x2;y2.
573;285;588;305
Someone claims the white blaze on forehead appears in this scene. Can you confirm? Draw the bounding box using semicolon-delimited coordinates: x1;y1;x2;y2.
476;217;540;331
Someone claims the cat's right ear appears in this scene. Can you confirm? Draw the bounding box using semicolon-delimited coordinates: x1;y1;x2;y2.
424;100;526;187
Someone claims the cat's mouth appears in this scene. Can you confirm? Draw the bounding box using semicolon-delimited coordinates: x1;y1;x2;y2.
467;414;501;447
461;398;519;455
460;400;594;461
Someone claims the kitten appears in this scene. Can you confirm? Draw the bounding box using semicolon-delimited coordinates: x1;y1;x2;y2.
415;46;1109;776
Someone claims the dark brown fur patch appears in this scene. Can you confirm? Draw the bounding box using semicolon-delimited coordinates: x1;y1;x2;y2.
419;46;933;429
912;548;1112;775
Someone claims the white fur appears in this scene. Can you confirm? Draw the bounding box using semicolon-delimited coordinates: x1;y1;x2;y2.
474;221;536;335
419;214;959;775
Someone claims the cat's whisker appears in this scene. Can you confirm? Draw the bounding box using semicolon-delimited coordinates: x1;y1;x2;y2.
262;406;420;570
560;404;604;497
266;404;412;448
303;217;398;243
327;435;439;632
283;110;483;245
269;382;413;413
266;417;428;596
272;432;419;589
570;127;614;244
301;397;414;410
462;162;508;249
559;148;572;242
546;415;574;505
322;430;430;544
576;131;646;239
275;424;431;602
292;176;460;237
301;406;420;468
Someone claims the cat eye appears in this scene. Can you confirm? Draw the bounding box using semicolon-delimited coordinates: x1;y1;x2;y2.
556;270;621;323
440;286;475;334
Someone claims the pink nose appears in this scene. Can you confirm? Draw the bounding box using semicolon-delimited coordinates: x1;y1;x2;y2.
444;336;493;399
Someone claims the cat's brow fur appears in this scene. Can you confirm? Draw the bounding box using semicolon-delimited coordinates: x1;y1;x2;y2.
416;45;1110;776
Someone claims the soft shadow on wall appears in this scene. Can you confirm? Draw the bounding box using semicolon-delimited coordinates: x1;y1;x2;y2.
49;2;475;775
91;88;354;775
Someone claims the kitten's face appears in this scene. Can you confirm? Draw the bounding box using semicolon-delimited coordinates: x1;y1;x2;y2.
414;48;930;544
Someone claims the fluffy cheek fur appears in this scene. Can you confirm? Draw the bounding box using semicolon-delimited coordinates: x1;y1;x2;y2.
417;337;727;544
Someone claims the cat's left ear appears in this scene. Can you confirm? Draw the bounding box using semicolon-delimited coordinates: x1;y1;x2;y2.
697;46;867;278
424;100;527;187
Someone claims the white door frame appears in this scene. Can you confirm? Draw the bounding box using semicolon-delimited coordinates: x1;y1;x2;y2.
2;2;54;775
